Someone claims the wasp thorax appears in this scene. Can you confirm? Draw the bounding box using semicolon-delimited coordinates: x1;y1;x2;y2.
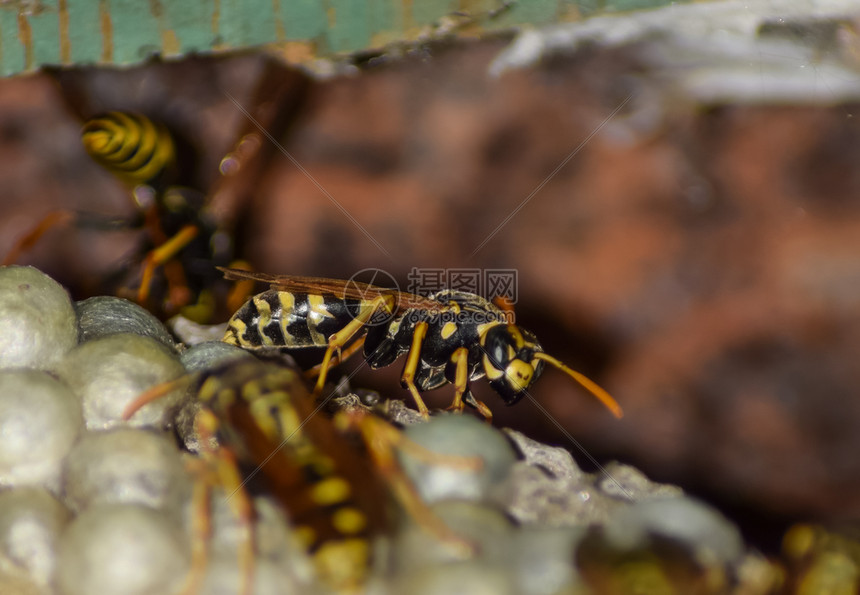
480;324;545;405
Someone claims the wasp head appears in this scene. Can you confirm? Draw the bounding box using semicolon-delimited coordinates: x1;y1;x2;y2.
480;324;545;405
479;323;624;417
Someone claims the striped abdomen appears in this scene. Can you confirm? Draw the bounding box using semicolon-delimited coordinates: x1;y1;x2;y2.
196;360;386;586
223;289;373;349
81;112;175;188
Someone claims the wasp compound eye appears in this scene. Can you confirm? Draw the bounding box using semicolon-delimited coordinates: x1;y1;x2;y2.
482;324;516;370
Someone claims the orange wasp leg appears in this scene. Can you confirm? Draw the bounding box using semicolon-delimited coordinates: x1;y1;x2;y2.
122;377;255;595
445;347;494;421
2;210;76;266
190;409;256;595
313;294;394;397
303;335;366;381
137;223;199;305
335;410;478;557
399;321;431;419
181;459;213;595
446;347;470;414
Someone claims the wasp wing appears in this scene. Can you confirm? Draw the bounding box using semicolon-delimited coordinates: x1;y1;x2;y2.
217;267;443;314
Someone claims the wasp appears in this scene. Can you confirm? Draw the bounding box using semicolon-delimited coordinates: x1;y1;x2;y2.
781;524;860;595
3;110;242;321
219;268;624;421
81;110;260;322
5;61;308;321
82;111;233;319
124;356;475;593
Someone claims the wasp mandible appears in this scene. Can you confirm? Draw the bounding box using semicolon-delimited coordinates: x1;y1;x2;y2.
219;268;623;421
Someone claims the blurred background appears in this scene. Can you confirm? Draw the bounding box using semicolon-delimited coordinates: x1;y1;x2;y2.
1;0;860;553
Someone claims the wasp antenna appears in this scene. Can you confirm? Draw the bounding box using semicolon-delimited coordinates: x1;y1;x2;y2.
121;374;196;420
533;353;623;418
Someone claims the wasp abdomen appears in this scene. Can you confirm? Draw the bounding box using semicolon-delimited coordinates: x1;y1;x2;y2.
224;290;370;350
81;112;175;189
194;360;384;587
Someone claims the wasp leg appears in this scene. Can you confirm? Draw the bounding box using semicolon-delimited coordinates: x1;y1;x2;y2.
304;335;366;382
193;408;256;595
314;295;394;397
182;459;213;595
121;374;195;420
462;390;494;422
336;410;476;557
2;210;76;266
399;321;431;418
137;224;200;304
446;347;471;414
447;351;494;421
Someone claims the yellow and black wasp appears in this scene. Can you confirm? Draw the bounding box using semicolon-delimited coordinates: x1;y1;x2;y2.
81;111;234;320
3;109;245;322
781;524;860;594
219;268;624;421
125;356;475;594
5;60;308;322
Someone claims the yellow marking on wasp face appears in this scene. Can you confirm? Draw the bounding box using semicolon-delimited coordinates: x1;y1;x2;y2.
508;325;525;349
440;321;458;340
505;360;534;392
506;345;515;360
252;296;274;346
311;476;352;506
332;507;367;535
483;355;505;380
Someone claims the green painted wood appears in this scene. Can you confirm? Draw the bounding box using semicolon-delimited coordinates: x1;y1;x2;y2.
0;0;695;77
66;1;103;64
